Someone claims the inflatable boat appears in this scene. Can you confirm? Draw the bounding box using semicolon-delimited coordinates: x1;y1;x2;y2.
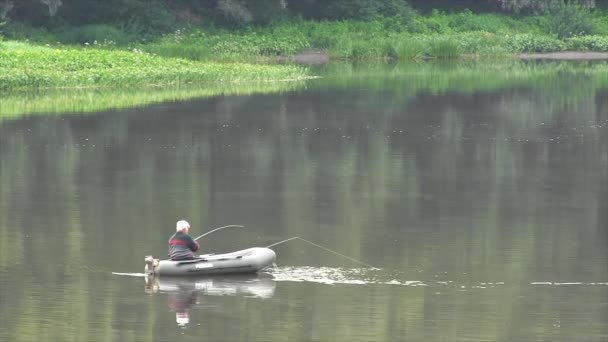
145;247;276;277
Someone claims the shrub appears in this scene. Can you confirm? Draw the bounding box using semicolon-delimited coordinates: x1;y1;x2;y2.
426;36;462;59
393;37;425;59
0;21;56;43
414;9;450;34
351;38;390;59
120;1;176;38
307;21;353;56
548;2;595;38
593;11;608;35
58;25;130;45
507;34;565;52
456;32;509;55
566;35;608;51
448;9;489;32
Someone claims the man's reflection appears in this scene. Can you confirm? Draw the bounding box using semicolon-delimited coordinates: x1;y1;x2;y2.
167;283;198;328
145;274;276;328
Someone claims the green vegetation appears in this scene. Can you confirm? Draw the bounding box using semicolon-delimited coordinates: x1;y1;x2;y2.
138;10;608;62
0;41;309;90
1;1;607;92
3;60;608;120
1;55;607;341
0;80;305;119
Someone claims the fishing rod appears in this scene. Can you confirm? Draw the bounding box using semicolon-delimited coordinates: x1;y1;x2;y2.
194;225;245;241
266;236;375;268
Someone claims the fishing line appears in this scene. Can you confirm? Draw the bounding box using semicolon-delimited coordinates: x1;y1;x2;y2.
194;225;245;241
266;236;375;268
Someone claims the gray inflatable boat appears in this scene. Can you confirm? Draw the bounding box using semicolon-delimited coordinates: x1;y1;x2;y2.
145;247;276;276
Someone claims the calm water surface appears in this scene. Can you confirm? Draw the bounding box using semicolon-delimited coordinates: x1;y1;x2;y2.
1;62;607;341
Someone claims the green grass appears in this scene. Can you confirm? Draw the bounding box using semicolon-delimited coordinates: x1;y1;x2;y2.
2;10;608;95
0;41;310;90
136;11;608;62
4;59;608;120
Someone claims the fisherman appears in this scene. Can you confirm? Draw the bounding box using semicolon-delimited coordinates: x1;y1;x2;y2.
168;220;199;260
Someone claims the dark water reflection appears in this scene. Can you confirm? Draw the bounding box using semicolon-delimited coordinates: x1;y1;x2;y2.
0;61;607;341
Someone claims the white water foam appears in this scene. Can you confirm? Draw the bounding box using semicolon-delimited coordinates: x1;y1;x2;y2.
267;266;427;286
111;272;147;277
530;282;608;286
111;268;608;288
267;267;608;288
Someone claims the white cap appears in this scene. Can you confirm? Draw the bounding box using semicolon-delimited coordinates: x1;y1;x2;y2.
176;220;190;232
176;312;189;327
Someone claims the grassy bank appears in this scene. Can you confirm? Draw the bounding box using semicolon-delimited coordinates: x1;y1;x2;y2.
3;60;608;120
138;10;608;61
4;9;608;63
0;41;309;90
1;9;608;93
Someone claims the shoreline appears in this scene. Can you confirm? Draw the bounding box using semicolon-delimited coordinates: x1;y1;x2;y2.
519;51;608;60
287;50;608;64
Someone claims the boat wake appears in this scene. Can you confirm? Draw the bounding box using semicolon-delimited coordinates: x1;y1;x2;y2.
266;266;426;286
265;266;608;288
112;268;608;289
112;272;147;277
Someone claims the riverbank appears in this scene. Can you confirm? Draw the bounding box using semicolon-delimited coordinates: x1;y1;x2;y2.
137;16;608;62
2;10;608;91
520;51;608;60
288;49;608;64
0;41;309;91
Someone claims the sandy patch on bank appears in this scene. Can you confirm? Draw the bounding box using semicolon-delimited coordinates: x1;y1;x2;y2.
283;50;608;64
520;51;608;60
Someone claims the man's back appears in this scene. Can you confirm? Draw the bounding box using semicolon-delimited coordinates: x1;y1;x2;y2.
168;231;199;260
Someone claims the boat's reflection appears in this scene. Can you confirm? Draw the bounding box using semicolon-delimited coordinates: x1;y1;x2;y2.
145;273;276;327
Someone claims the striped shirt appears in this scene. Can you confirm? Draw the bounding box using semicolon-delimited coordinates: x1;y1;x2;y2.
168;231;199;260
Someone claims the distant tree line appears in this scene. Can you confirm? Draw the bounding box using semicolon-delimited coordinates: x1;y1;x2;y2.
0;0;603;32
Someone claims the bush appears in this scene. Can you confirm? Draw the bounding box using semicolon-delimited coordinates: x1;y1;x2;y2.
593;11;608;35
548;2;595;38
0;21;56;43
307;21;351;50
121;1;176;38
507;34;565;52
566;35;608;51
58;25;131;45
448;9;489;32
426;36;462;59
414;9;450;34
351;38;389;59
456;31;509;55
393;37;425;59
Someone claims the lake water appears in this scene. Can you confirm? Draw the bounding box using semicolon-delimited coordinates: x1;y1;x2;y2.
0;61;607;341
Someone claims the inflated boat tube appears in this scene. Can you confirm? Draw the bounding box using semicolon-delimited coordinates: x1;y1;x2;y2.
145;247;276;276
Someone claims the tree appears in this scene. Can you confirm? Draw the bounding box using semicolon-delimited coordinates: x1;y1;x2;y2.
1;1;13;20
286;0;414;20
215;0;287;26
495;0;595;13
40;0;62;16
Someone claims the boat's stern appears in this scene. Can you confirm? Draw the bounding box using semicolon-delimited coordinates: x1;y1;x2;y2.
248;247;276;270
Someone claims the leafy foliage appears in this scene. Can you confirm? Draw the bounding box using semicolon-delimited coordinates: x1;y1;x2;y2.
0;41;309;90
497;0;595;14
566;35;608;51
547;1;595;38
57;24;131;45
507;34;565;52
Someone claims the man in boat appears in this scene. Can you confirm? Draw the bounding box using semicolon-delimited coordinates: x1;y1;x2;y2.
168;220;199;260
